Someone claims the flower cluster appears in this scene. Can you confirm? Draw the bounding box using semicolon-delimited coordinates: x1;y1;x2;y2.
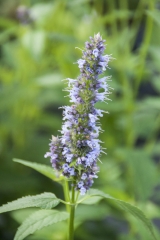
45;33;111;195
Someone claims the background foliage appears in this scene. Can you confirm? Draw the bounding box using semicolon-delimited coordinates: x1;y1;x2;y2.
0;0;160;239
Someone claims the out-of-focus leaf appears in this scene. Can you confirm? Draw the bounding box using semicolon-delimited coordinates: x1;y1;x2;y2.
75;203;110;228
152;142;160;155
101;10;133;23
78;189;157;240
138;98;160;111
22;30;46;57
30;3;54;23
78;195;102;205
146;10;160;26
49;33;76;43
36;73;63;87
153;77;160;92
115;149;158;200
133;111;156;138
149;46;160;61
12;209;68;240
26;222;67;240
11;209;36;224
0;27;17;44
127;150;157;200
14;210;69;240
13;159;63;182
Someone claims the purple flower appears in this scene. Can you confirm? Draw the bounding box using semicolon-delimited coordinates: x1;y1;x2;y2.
77;59;85;68
68;167;75;176
44;152;52;158
66;154;73;163
45;135;66;171
99;61;107;71
81;173;87;180
80;187;87;195
92;48;99;57
78;181;84;188
63;163;69;173
45;33;111;195
100;55;110;64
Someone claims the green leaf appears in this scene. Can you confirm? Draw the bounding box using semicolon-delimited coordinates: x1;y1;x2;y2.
75;204;110;229
153;77;160;93
22;30;46;57
30;3;54;22
138;97;160;111
127;150;157;201
0;193;59;213
36;73;63;87
13;159;63;182
78;189;157;240
146;10;160;26
78;195;102;205
14;210;69;240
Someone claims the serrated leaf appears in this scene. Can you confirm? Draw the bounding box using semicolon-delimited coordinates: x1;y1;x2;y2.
13;159;63;182
14;210;69;240
0;193;59;213
78;189;157;240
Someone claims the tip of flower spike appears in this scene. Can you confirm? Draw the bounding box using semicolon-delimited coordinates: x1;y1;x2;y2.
94;33;102;42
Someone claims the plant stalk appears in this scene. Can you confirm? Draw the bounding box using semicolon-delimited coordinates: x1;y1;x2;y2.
134;0;154;96
68;183;75;240
63;180;70;213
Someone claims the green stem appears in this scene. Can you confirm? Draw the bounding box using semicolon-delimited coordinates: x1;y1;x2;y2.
68;183;75;240
119;0;128;30
118;0;130;55
108;0;118;37
75;191;80;205
130;0;144;50
63;180;70;213
134;0;154;96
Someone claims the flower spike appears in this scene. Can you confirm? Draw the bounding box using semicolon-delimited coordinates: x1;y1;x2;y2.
45;33;112;195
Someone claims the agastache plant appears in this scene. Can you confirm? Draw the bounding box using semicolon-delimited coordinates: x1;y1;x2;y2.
0;34;157;240
45;33;111;196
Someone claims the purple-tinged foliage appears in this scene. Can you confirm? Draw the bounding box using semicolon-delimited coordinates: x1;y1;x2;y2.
45;33;111;195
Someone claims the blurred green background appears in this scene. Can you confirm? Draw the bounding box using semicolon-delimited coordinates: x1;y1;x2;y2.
0;0;160;239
